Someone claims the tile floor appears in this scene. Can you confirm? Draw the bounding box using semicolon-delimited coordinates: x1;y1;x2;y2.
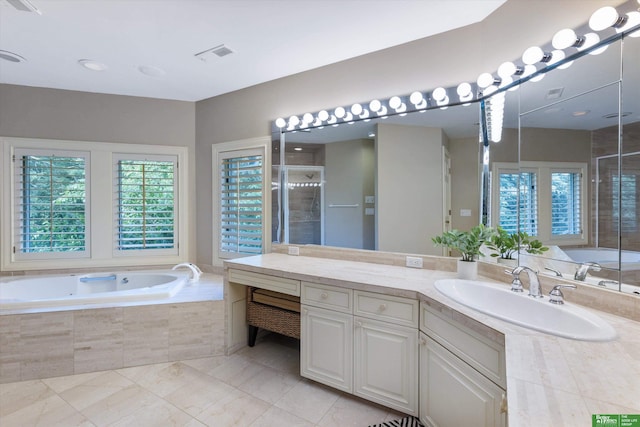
0;334;404;426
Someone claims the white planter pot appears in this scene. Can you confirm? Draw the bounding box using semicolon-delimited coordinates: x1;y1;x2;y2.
457;260;478;280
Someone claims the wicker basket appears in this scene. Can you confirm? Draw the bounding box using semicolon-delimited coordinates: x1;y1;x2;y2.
246;287;300;339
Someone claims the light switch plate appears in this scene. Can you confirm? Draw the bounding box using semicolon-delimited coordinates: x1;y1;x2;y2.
288;246;300;256
365;195;375;204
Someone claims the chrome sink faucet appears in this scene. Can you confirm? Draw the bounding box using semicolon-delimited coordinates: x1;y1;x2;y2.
574;262;601;281
510;266;543;298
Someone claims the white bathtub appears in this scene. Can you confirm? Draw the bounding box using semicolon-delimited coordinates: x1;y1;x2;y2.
0;270;189;310
562;248;640;270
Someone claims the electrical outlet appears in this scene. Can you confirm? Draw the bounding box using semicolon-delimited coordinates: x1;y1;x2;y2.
288;246;300;256
406;256;423;268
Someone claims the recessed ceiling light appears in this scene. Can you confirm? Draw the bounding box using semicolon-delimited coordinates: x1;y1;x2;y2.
294;147;303;151
78;59;107;71
572;110;591;117
0;50;26;63
138;65;166;77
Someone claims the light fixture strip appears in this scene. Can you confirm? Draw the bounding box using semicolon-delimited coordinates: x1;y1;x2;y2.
274;2;639;135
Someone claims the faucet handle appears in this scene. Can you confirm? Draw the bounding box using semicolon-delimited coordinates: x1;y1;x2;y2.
548;284;577;305
544;267;563;277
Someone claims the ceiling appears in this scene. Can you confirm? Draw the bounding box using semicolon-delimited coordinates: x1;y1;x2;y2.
0;0;506;102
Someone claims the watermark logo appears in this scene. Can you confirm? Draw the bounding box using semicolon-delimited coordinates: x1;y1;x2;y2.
593;414;640;427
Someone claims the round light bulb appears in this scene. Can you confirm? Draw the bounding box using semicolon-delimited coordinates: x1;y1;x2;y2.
275;118;286;128
334;107;345;119
389;96;402;109
302;113;314;124
432;87;447;102
589;6;620;31
616;11;640;37
288;115;300;126
409;91;424;105
549;49;566;65
456;82;472;98
497;61;517;79
552;28;579;50
318;110;329;121
351;103;363;115
578;32;600;52
369;99;382;112
477;73;495;89
522;46;544;65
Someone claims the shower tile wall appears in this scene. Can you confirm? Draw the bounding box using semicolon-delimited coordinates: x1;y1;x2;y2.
0;300;224;384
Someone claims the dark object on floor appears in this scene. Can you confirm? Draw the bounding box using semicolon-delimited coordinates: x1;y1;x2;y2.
368;417;424;427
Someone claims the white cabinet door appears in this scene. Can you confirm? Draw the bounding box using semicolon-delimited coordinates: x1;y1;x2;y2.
419;333;506;427
354;316;418;415
301;305;353;392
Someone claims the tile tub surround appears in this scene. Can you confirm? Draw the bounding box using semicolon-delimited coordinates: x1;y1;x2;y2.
225;253;640;427
0;275;224;384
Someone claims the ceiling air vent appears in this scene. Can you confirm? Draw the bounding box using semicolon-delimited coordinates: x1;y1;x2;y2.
546;87;564;100
195;44;234;62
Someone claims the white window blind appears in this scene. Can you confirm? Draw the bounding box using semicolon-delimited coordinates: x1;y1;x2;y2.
551;171;581;235
13;150;88;256
498;171;537;235
220;154;263;255
613;174;638;233
115;157;177;251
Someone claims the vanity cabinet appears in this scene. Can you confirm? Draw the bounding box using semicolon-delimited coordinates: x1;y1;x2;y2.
419;302;507;427
301;283;419;415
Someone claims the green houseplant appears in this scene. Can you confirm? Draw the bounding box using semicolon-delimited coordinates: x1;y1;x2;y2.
485;226;548;261
432;224;494;279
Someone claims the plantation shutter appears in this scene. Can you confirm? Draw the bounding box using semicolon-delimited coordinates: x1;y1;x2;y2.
115;156;177;252
13;149;88;257
498;170;538;235
220;153;263;255
551;171;582;235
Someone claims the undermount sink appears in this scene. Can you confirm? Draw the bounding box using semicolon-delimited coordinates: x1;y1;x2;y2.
434;279;617;342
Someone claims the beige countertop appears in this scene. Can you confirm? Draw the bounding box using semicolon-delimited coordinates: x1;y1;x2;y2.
225;253;640;427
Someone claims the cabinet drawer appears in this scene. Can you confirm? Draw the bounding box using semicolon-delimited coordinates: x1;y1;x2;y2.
228;269;300;296
301;282;353;313
354;291;419;327
421;302;506;389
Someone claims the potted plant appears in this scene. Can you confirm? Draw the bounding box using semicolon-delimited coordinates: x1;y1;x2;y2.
432;224;494;279
485;226;549;266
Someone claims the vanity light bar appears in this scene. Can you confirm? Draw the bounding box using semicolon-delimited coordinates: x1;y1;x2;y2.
274;2;640;134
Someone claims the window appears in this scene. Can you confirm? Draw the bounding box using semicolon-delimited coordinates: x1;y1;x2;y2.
115;155;177;253
13;149;89;259
219;153;263;255
492;162;587;245
612;174;637;233
2;138;188;271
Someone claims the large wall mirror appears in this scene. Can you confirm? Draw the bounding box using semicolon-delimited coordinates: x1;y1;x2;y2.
272;3;640;296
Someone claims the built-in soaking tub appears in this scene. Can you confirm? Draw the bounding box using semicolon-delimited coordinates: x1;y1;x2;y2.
563;248;640;270
0;270;189;310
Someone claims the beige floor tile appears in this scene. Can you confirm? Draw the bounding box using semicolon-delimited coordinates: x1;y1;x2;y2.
78;384;160;425
164;372;237;417
0;379;55;417
117;361;202;397
0;393;92;427
42;371;106;394
274;379;340;424
195;387;271;426
57;370;135;412
317;393;398;427
249;405;315;427
107;398;194;427
180;355;232;375
237;365;302;404
209;353;265;387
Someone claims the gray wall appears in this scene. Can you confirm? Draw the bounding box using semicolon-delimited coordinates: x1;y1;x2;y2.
0;84;197;263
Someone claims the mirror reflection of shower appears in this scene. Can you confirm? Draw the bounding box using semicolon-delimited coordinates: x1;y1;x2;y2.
283;166;325;245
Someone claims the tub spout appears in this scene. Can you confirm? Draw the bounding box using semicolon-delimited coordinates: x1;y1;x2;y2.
172;263;202;282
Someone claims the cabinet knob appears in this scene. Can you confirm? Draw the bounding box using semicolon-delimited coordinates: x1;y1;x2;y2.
420;337;427;346
500;393;508;414
379;303;387;312
320;292;328;299
356;321;362;328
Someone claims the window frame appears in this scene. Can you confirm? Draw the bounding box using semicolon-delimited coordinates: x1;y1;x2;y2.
113;153;179;257
1;137;189;271
212;137;271;265
12;147;91;261
492;161;588;246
